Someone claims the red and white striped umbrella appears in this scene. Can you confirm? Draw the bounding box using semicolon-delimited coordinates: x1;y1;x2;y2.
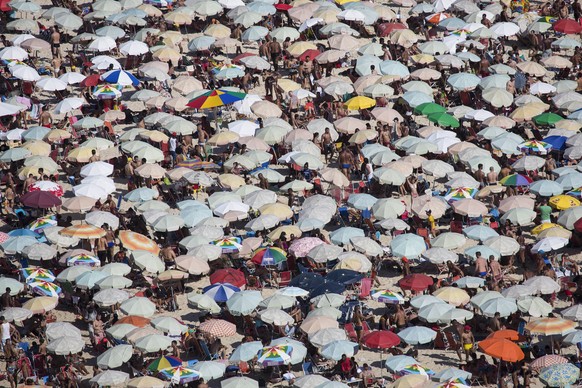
530;355;569;372
198;319;236;337
29;181;64;197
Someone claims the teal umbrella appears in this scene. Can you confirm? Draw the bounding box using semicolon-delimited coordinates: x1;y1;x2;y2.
229;341;264;362
530;180;564;197
454;276;486;289
379;60;410;78
464;245;501;260
347;193;378;210
329;227;364;245
226;290;263;316
447;72;481;91
396;326;437;345
539;364;580;387
320;340;358;360
463;225;499;242
391;234;426;258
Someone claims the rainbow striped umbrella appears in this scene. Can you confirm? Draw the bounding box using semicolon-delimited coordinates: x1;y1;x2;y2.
500;174;533;187
187;89;246;109
519;140;552;153
371;290;405;304
400;363;435;376
444;187;476;202
92;84;123;100
567;187;582;197
147;355;182;372
434;379;470;388
28;216;57;233
251;247;287;266
212;237;242;253
257;345;293;366
67;253;101;267
29;280;62;297
21;267;55;283
159;366;200;384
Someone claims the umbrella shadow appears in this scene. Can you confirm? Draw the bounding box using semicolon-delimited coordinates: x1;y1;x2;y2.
419;352;461;368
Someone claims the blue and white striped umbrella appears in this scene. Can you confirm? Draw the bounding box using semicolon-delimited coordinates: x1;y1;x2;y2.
101;69;139;86
203;283;240;302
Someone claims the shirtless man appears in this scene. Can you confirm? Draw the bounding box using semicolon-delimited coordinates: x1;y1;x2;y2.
161;245;176;265
322;128;333;163
380;125;390;146
393;305;406;330
23;174;35;194
474;163;485;188
95;236;108;266
51;27;61;58
487;312;502;334
89;149;100;163
461;325;475;362
104;224;116;263
474;252;488;278
544;154;556;180
486;166;498;185
39;106;52;128
338;147;354;179
488;256;502;280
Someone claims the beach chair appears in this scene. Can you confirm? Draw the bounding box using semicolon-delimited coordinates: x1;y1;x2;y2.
199;340;219;360
302;362;314;375
359;278;372;299
450;221;463;234
279;271;292;287
344;323;357;341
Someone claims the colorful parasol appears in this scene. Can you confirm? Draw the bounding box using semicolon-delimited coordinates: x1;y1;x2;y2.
119;231;160;254
92;84;123;99
147;356;183;372
531;223;562;235
444;187;476;202
29;280;62;297
60;224;106;239
198;319;237;337
566;187;582;197
539;364;580;387
29;181;64;197
28;216;57;234
530;355;569;372
426;12;450;23
500;174;533;187
187;89;246;109
159;366;200;384
212;237;242;253
176;159;220;170
21;267;55;283
518;140;552;153
549;195;580;210
251;247;287;266
400;364;435;376
68;253;101;267
257;345;293;366
371;289;405;304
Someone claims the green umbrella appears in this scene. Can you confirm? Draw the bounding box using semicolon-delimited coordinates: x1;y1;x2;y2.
414;102;446;116
533;112;563;126
427;112;460;128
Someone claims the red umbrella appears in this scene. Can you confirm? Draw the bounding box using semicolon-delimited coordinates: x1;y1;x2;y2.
398;274;434;291
233;53;256;64
275;4;292;11
553;19;582;34
299;49;321;61
20;191;62;208
378;22;407;37
80;74;101;87
574;217;582;233
209;268;246;287
362;330;400;349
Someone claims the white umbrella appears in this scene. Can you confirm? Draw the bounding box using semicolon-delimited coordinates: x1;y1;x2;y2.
47;336;85;355
97;344;133;369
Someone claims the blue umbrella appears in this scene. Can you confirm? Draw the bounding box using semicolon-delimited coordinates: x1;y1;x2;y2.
391;234;426;258
463;225;499;242
9;229;39;237
215;67;245;80
246;2;276;15
397;326;437;345
557;172;582;191
355;55;382;77
437;17;466;30
288;272;322;290
543;135;568;150
101;69;140;86
454;276;486;289
464;245;501;260
379;60;410;78
347;193;378;210
329;227;365;245
326;269;364;285
530;180;564;197
1;236;38;254
241;26;269;42
539;363;580;387
203;283;240;302
310;280;346;297
385;355;418;372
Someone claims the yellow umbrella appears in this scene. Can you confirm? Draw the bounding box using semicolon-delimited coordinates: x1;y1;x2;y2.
204;24;231;38
17;166;41;179
278;78;301;93
531;223;562;235
549;195;580;210
218;173;245;189
335;0;359;5
140;130;169;143
537;227;572;240
46;129;72;142
349;129;378;144
208;131;240;146
160;31;183;46
509;104;546;122
137;4;163;16
23;296;58;314
152;47;181;63
67;146;95;163
345;96;376;110
411;53;434;64
22;140;51;156
60;224;106;239
433;286;470;306
260;203;293;221
287;41;317;57
268;225;302;240
393;375;429;388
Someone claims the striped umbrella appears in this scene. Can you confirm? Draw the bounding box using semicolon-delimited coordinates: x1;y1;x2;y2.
119;231;160;254
28;216;57;233
257;345;293;366
198;319;237;337
21;267;55;282
525;317;577;336
212;237;242;253
251;247;287;266
60;224;106;239
159;366;200;384
187;89;246;109
500;174;533;187
371;290;405;304
29;280;62;297
147;355;183;372
68;253;101;267
530;355;569;372
203;283;240;302
400;364;435;376
444;187;476;202
566;187;582;197
519;140;552;153
92;84;123;99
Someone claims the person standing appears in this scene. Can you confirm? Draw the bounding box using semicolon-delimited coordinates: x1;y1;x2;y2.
461;325;475;362
51;27;61;58
169;133;178;166
269;38;282;71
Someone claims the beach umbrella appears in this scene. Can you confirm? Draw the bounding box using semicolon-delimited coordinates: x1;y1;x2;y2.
1;307;32;322
203;283;240;302
391;234;426;258
371;290;405;304
147;355;182;373
135;334;172;353
90;370;130;387
192;361;226;380
526;317;577;336
97;344;133;369
187;293;220;314
159;366;200;384
480;297;518;317
210;268;245;287
119;231;159;254
385;355;418;372
539;364;580;387
530;355;569;373
320;340;358;360
454;276;486;289
47;336;85;355
93;289;130;307
421;248;458;264
259;309;294;326
397;327;437;345
309;328;348;348
230;341;264;362
463;225;499;242
478;338;524;362
221;377;258;388
398;274;434;292
517;296;553;317
120;297;156;317
362;331;400;349
523;276;561;294
21;267;55;282
226;290;263;316
29;280;61;297
433;287;470;306
199;319;237;337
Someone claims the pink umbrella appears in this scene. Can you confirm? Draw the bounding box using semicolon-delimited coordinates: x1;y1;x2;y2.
289;237;325;258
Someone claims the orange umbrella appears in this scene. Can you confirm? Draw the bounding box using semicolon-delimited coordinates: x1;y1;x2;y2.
478;338;524;362
119;231;160;254
487;329;520;341
60;224;106;239
525;317;577;336
116;316;151;327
